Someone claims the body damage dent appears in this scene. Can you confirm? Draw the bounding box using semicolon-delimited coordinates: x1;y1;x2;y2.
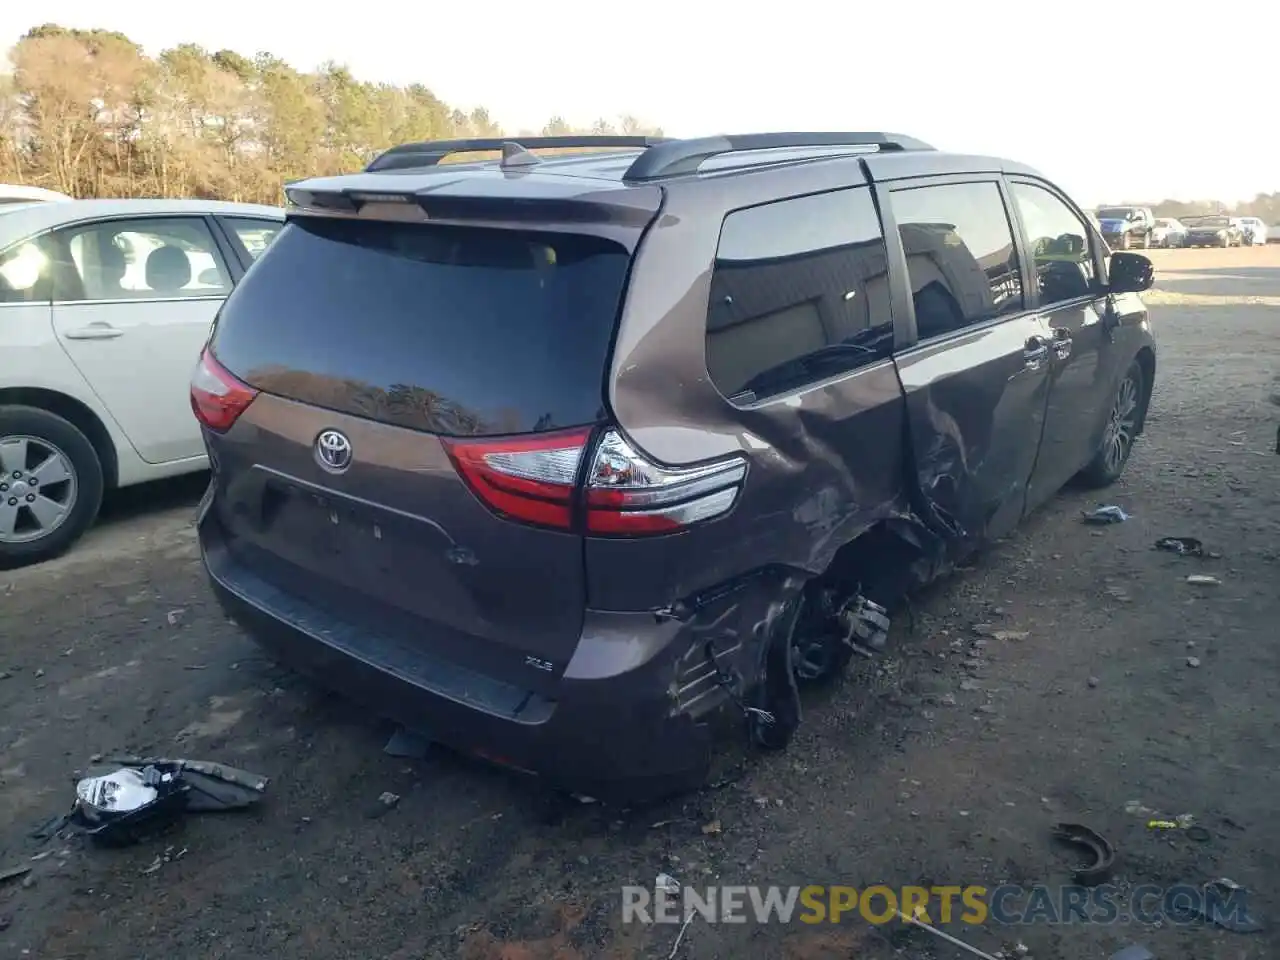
643;360;975;747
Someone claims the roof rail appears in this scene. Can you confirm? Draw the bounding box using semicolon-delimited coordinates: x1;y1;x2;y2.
365;135;672;173
621;132;934;181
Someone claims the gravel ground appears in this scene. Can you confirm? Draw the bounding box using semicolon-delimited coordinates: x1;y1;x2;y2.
1;246;1278;960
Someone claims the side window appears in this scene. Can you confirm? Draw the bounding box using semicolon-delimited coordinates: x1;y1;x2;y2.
221;217;283;261
889;181;1023;340
706;187;893;402
53;217;233;303
1009;182;1095;304
0;236;55;304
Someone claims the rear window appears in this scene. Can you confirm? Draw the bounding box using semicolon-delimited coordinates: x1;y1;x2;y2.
211;217;631;437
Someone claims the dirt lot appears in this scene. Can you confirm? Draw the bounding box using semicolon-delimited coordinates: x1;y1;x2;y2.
2;246;1278;960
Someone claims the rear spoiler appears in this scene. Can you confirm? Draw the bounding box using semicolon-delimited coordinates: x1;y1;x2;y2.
282;185;658;229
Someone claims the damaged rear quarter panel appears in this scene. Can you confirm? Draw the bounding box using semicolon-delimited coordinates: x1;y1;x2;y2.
587;159;913;634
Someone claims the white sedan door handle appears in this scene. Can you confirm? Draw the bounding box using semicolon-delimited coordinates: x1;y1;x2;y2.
63;323;124;340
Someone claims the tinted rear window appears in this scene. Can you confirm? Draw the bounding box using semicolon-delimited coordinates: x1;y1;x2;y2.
211;218;631;437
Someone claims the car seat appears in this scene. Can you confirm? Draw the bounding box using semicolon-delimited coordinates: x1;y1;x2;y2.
144;246;192;294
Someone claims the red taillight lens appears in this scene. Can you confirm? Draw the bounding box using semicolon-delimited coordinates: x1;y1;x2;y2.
443;427;592;531
190;347;258;433
444;427;747;536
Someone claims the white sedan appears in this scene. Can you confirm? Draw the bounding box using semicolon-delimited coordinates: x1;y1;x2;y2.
0;184;73;205
1150;218;1188;248
0;198;283;567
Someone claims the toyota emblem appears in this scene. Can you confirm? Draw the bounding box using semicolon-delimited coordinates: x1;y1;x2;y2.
315;429;353;473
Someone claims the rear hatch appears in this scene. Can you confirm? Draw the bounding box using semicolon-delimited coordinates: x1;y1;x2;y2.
199;209;649;695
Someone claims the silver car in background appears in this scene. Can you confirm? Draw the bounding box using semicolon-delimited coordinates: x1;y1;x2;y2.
1150;218;1187;248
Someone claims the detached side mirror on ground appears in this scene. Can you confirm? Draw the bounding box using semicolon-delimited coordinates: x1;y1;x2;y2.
1108;251;1154;294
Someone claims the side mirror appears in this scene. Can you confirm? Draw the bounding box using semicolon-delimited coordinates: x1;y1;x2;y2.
198;268;221;286
1108;252;1154;294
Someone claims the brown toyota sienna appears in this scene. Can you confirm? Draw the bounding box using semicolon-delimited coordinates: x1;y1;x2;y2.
192;133;1157;802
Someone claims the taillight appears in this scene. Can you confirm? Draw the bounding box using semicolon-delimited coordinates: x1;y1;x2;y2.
584;430;746;535
190;347;259;433
443;427;747;536
443;427;591;531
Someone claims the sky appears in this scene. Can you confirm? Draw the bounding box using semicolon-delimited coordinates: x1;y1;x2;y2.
2;0;1274;206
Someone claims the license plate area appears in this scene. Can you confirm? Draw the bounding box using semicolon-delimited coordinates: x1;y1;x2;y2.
246;469;491;645
265;481;387;560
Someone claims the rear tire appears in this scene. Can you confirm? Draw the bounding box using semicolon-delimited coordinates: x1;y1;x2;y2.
1077;360;1146;489
0;405;104;570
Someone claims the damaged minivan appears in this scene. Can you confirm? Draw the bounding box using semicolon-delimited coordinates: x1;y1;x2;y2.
192;133;1157;802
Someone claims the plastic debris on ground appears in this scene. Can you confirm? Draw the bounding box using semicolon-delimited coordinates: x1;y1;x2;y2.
1110;946;1156;960
365;791;401;819
1083;505;1130;524
1145;814;1210;842
383;726;432;759
1165;878;1265;933
35;755;269;847
0;864;32;885
1185;575;1221;586
1154;536;1205;557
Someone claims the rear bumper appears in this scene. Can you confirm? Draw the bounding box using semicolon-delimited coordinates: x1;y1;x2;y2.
199;514;714;803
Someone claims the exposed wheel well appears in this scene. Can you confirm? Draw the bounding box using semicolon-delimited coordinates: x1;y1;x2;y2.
0;388;119;489
801;516;946;634
1134;346;1156;433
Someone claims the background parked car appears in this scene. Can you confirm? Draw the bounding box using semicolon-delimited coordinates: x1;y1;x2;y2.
1095;206;1155;249
1232;217;1268;245
1182;214;1244;247
1150;217;1187;248
0;198;283;567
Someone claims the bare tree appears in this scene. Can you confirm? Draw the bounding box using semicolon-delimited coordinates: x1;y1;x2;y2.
0;24;664;204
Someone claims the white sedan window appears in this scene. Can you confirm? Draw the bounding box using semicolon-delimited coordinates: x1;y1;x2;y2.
0;239;52;302
56;217;233;302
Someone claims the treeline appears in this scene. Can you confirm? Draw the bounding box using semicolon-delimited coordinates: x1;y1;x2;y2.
0;24;662;205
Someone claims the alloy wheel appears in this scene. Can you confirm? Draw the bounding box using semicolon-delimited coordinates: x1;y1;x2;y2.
0;435;79;544
1101;374;1140;475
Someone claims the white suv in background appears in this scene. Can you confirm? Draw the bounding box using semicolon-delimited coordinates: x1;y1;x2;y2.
1233;217;1268;245
0;198;283;567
